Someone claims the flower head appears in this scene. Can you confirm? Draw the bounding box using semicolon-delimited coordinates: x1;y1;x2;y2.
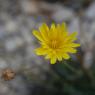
33;23;80;64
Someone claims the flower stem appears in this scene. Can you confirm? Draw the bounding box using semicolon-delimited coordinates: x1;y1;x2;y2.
64;61;81;75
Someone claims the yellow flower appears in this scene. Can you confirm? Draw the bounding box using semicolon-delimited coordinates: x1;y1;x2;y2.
33;23;80;64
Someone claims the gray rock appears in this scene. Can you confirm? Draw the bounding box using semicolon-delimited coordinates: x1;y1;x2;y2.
0;59;8;69
52;6;74;22
85;2;95;19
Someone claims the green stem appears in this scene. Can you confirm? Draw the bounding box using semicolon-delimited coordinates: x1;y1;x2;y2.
64;61;81;75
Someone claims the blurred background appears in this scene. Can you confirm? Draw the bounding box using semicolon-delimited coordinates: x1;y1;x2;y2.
0;0;95;95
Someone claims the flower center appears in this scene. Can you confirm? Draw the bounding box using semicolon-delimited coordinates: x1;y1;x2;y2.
50;40;59;49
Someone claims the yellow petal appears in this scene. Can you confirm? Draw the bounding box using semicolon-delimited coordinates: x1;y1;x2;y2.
69;48;77;53
57;56;62;61
65;48;77;53
45;55;50;59
35;47;47;55
64;43;80;48
50;57;56;64
63;32;78;43
70;43;80;47
45;51;53;59
39;24;49;41
70;32;77;37
56;24;63;38
56;52;63;61
63;32;68;38
62;53;70;59
69;32;78;41
33;30;43;42
51;23;55;30
61;22;68;32
49;23;56;38
42;23;49;32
